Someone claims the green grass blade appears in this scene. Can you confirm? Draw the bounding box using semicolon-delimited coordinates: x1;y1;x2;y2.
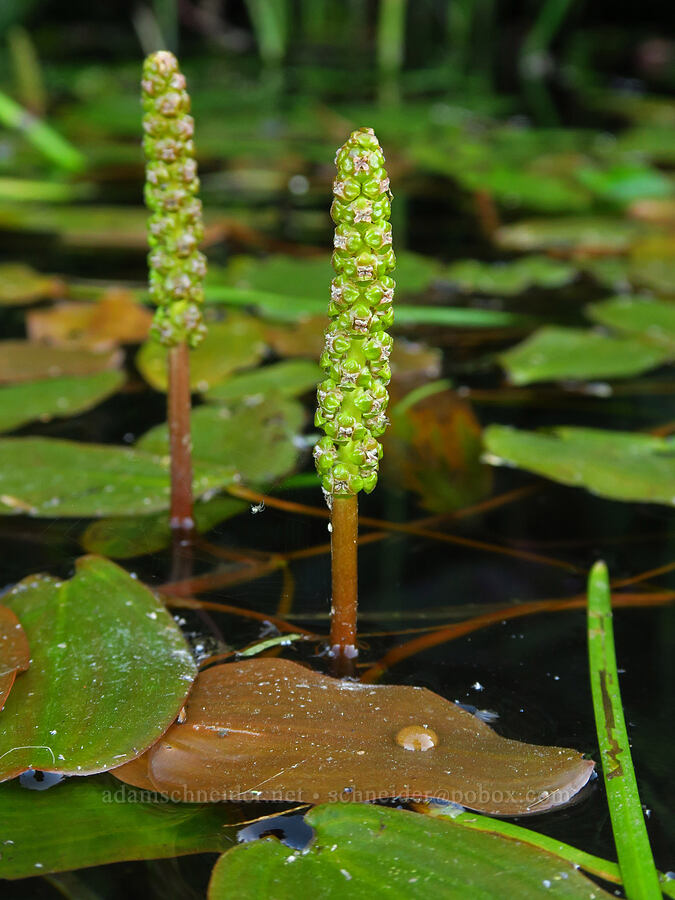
587;560;662;900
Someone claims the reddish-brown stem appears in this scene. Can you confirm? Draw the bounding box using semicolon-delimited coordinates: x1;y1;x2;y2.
330;494;359;675
168;342;194;536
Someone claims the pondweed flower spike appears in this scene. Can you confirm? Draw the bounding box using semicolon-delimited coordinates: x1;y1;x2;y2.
313;127;395;673
142;50;206;536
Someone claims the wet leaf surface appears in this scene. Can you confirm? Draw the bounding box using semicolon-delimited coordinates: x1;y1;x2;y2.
0;263;64;306
500;326;671;384
0;556;197;781
209;803;611;899
0;774;239;879
137;396;305;487
0;370;125;434
587;296;675;353
0;341;122;384
205;360;322;405
0;438;237;517
136;316;267;392
0;606;30;711
26;290;153;349
80;495;246;559
443;255;577;296
483;426;675;505
113;659;594;815
382;386;492;512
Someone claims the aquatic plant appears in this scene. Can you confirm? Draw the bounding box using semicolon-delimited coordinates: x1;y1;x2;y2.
142;50;206;534
313;126;395;669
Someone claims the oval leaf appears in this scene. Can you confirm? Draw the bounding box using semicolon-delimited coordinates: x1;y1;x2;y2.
0;341;122;385
0;437;237;517
0;556;197;780
209;803;611;899
113;659;594;816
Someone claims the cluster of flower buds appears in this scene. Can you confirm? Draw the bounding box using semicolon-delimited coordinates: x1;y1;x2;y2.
314;127;395;495
142;51;206;347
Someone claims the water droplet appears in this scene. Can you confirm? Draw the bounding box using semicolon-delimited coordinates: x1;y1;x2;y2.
396;724;439;751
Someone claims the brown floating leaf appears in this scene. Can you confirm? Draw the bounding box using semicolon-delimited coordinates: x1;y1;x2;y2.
0;341;122;384
26;289;153;350
0;263;64;307
0;606;30;710
112;659;594;815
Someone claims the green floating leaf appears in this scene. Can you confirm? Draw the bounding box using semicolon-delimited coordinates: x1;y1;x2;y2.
499;326;670;384
81;495;245;559
0;263;62;306
444;255;576;296
0;437;237;517
576;163;674;206
0;774;239;880
209;804;611;899
0;556;196;781
587;296;675;354
205;359;321;404
0;341;122;385
587;562;662;900
483;426;675;505
137;395;305;487
136;316;267;392
0;370;125;433
496;217;642;255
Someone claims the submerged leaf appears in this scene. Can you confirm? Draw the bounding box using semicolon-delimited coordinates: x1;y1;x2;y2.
26;290;153;349
0;556;197;781
0;263;64;307
0;774;240;879
0;371;125;434
0;341;122;385
0;437;237;517
209;803;611;899
0;606;30;710
113;659;594;815
137;396;305;487
483;426;675;505
136;316;266;392
499;326;670;384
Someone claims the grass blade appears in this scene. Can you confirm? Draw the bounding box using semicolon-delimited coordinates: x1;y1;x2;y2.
587;560;662;900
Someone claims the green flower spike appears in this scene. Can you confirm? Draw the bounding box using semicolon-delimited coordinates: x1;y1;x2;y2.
313;127;395;496
141;51;206;348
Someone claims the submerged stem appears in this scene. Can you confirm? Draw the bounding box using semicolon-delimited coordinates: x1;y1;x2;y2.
330;493;359;674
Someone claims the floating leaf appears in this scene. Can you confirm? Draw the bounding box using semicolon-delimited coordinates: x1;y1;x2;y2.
81;495;246;559
0;774;240;880
0;606;30;710
205;360;321;404
209;803;611;899
0;437;237;517
113;658;594;815
26;290;153;349
382;385;492;513
628;235;675;295
136;316;266;392
0;556;197;781
483;426;675;505
137;396;304;487
576;163;674;206
0;371;125;434
263;316;327;358
495;217;642;255
443;255;576;296
587;296;675;353
0;263;63;307
0;341;122;385
499;326;670;384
